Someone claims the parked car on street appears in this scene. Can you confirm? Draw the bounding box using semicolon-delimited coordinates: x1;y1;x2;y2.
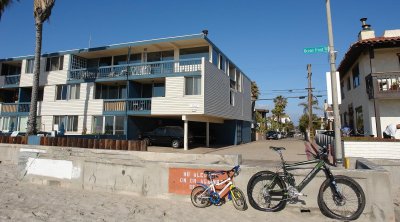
266;131;279;140
139;126;193;148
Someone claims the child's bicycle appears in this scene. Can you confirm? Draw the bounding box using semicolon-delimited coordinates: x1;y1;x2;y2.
190;165;248;211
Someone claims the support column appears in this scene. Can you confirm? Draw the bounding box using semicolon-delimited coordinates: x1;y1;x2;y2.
184;120;189;151
374;99;382;137
206;122;210;147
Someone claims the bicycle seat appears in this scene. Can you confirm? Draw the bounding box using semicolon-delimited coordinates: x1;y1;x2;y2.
270;146;286;152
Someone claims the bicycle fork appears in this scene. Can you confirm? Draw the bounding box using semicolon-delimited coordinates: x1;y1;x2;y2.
323;167;345;203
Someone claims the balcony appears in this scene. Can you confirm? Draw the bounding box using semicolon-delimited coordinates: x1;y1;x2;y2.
0;102;30;115
68;58;202;81
103;98;151;115
366;72;400;99
0;74;20;87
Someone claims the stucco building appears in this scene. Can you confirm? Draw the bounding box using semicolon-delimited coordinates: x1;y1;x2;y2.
338;19;400;138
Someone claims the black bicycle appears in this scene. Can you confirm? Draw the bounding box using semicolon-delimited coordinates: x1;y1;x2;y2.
247;146;366;221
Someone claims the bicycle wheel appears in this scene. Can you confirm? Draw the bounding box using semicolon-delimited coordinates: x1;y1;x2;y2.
247;171;287;212
231;187;248;211
191;186;211;208
318;175;366;220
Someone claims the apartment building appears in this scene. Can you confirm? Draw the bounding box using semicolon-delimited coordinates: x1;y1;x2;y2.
0;33;253;149
338;19;400;138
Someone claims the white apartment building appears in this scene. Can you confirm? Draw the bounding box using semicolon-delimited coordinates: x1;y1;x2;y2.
338;19;400;138
0;33;253;148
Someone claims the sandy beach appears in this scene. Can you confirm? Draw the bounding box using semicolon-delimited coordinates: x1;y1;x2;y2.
0;163;345;222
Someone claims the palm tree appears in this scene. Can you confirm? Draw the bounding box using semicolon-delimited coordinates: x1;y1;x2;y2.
298;98;322;114
0;0;18;20
27;0;55;135
271;95;287;130
251;81;260;100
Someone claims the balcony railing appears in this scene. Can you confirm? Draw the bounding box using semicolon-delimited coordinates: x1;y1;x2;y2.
69;58;202;81
4;74;20;85
103;98;151;114
0;102;30;114
366;72;400;99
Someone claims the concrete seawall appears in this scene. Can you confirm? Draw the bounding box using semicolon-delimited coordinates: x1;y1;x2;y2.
0;144;395;221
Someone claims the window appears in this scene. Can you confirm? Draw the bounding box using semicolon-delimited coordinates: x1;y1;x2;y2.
95;84;126;99
92;116;125;135
53;116;78;132
230;90;235;106
352;64;360;88
340;82;345;99
185;77;201;95
56;84;80;100
347;77;351;90
1;63;21;76
129;53;142;64
115;116;125;135
235;71;241;92
99;57;112;67
1;116;17;131
355;106;364;134
25;59;34;73
56;85;68;100
153;83;165;97
147;50;174;62
104;116;114;134
113;55;128;65
218;54;223;70
179;46;209;60
46;56;64;71
212;48;218;65
69;84;80;100
93;116;103;134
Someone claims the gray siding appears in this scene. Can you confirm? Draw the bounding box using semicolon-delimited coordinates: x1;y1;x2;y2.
204;61;251;121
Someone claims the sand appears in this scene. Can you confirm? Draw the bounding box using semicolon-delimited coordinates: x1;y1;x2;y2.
0;163;366;222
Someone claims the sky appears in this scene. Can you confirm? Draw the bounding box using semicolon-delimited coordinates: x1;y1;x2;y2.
1;0;400;124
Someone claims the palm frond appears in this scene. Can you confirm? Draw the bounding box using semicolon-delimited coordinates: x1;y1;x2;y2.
34;0;55;23
0;0;17;20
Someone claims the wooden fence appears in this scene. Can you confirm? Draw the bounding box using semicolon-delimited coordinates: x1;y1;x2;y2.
0;136;147;151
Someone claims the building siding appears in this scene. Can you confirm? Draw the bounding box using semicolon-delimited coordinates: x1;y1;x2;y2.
204;61;251;121
151;76;204;115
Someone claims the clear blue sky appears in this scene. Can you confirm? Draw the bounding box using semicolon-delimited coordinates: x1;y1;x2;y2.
1;0;399;124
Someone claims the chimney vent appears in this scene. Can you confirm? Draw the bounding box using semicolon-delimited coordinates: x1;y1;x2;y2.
360;18;372;30
358;18;375;40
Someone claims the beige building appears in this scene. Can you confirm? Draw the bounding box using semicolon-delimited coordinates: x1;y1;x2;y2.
338;19;400;138
0;33;253;148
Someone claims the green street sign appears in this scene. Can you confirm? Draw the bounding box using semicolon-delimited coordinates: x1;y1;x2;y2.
303;46;329;54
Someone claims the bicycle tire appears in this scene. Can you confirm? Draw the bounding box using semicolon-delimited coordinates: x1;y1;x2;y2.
247;171;287;212
318;175;366;220
191;186;211;208
231;187;248;211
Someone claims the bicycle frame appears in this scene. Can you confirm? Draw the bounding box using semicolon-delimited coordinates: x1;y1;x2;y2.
275;150;336;193
198;176;233;196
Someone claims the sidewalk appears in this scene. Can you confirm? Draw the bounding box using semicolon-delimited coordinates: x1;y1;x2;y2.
147;138;309;166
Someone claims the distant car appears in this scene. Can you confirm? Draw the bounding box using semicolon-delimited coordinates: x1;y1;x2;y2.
139;126;193;148
266;131;279;140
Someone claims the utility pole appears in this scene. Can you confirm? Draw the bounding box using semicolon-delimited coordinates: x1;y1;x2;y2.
307;64;313;141
325;0;343;165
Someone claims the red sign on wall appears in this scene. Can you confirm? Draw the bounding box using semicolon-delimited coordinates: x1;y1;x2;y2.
168;168;227;195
